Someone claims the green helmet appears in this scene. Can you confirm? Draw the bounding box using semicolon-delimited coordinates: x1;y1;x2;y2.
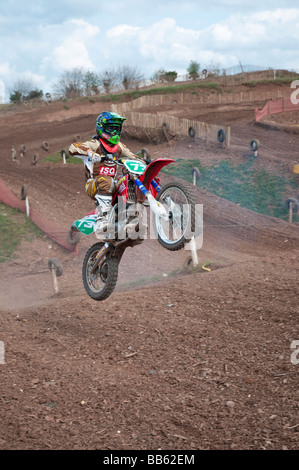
96;112;126;150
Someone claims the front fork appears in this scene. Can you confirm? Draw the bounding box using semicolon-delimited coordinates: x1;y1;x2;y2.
89;242;111;274
150;178;161;194
133;177;169;220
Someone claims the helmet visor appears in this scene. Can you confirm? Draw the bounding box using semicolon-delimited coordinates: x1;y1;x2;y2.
104;124;122;135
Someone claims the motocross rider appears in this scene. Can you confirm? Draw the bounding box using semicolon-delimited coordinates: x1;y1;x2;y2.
68;111;144;228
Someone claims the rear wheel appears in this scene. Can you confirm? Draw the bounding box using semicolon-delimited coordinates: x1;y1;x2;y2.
155;181;195;251
82;242;118;301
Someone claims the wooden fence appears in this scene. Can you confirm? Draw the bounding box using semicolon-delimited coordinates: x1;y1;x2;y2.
111;107;231;147
111;87;295;146
112;88;291;113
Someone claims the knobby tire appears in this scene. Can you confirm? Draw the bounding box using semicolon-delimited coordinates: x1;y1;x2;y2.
155;181;196;251
82;242;119;301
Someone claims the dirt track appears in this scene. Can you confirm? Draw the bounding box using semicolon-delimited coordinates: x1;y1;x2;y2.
0;84;298;451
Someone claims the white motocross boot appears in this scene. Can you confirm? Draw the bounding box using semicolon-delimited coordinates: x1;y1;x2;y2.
94;194;112;232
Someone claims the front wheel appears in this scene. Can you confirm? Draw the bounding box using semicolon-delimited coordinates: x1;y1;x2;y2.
155;181;195;251
82;242;118;301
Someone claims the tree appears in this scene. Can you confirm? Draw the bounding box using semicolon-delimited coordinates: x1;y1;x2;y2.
163;71;177;83
151;68;167;83
187;61;200;80
9;77;43;102
116;65;144;90
98;69;117;94
83;71;100;96
26;89;43;100
9;91;22;103
151;68;177;83
206;61;221;78
52;68;85;99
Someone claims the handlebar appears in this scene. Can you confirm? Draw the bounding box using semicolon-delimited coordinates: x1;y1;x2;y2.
88;151;151;166
101;155;114;162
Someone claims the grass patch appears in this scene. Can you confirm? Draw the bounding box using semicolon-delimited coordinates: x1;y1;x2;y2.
93;81;220;103
245;77;298;88
93;75;296;102
162;158;298;221
0;203;43;263
43;151;82;164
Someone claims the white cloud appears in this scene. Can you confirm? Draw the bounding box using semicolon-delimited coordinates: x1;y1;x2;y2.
47;39;94;71
209;24;234;45
1;3;299;100
103;9;299;74
101;10;297;77
106;18;203;74
107;24;141;38
254;8;299;23
39;19;100;88
0;62;12;80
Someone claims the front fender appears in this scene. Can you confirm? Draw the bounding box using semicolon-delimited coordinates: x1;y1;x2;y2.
140;158;175;191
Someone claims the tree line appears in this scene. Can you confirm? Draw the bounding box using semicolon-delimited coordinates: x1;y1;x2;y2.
8;61;221;103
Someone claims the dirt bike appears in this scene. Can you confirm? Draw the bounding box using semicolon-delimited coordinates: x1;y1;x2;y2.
68;155;196;301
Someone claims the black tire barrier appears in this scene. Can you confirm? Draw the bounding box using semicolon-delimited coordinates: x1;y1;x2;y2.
136;148;151;164
20;184;28;201
284;197;299;213
61;149;69;160
188;126;196;138
48;258;63;277
75;134;81;142
42;141;49;151
140;148;150;159
192;167;201;182
45;93;52;102
249;139;260;151
20;144;26;155
67;228;81;245
217;129;226;143
162;122;171;141
32;154;38;165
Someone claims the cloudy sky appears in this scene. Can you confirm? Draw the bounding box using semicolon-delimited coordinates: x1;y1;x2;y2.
0;0;299;101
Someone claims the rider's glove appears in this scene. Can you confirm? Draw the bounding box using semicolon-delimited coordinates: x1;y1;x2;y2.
88;150;102;163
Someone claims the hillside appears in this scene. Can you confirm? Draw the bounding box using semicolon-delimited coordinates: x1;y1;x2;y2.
0;76;298;451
